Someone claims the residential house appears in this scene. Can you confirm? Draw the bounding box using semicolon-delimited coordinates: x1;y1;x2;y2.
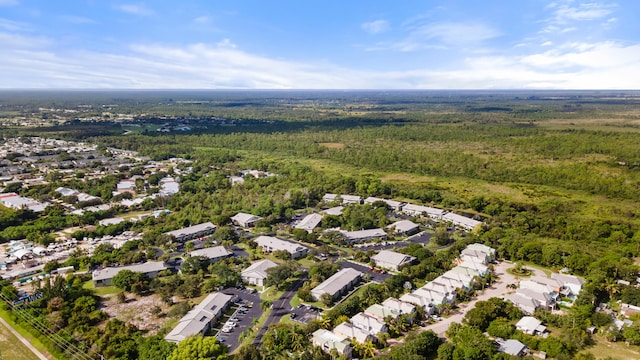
334;322;373;344
465;243;496;261
295;213;323;233
231;212;263;228
92;261;166;287
440;270;475;290
351;312;388;335
401;203;444;219
385;220;420;236
421;281;457;297
165;222;217;242
381;297;416;316
159;177;179;196
441;212;483;231
164;292;233;343
621;303;640;318
322;206;344;216
412;287;455;306
188;246;232;263
398;293;436;315
498;339;528;357
323;193;362;205
504;292;543;315
372;250;416;272
550;273;584;297
342;228;387;244
0;193;48;212
461;249;493;266
312;329;352;358
254;236;310;259
364;197;404;211
116;178;137;194
364;304;401;321
516;316;547;336
311;268;362;301
457;259;490;276
241;259;278;288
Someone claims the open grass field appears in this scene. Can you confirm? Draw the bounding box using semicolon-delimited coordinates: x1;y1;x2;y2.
583;334;640;360
0;320;43;360
0;310;56;360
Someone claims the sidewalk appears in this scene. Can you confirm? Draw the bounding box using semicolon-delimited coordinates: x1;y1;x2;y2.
0;315;50;360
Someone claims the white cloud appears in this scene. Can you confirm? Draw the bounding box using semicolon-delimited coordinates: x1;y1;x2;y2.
0;18;31;32
0;32;51;48
361;20;390;34
0;0;19;6
418;22;501;45
0;27;639;90
193;16;210;24
58;15;97;24
374;21;501;52
552;1;615;22
541;1;616;33
117;4;154;16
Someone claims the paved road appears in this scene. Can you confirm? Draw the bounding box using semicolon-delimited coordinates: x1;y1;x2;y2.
421;261;545;336
253;273;308;346
0;315;50;360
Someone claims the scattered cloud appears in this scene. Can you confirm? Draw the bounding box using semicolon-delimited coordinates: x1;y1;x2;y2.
0;32;51;48
541;1;617;33
0;18;31;32
550;1;616;22
116;4;154;16
415;22;501;45
1;33;638;90
193;16;210;25
0;0;19;6
361;20;390;34
377;21;500;52
58;15;97;24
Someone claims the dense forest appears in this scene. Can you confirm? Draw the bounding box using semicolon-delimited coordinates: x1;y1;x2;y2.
2;90;640;359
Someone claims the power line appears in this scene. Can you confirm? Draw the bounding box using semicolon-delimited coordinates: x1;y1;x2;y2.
0;292;98;360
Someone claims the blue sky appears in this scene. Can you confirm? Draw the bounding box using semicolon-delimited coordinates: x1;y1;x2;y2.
1;0;639;89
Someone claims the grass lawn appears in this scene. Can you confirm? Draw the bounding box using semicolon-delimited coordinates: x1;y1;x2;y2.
83;280;121;296
0;319;43;360
0;309;57;360
289;294;301;308
582;334;640;360
260;287;283;302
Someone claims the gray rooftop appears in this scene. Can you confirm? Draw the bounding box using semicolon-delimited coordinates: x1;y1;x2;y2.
189;246;231;260
311;268;362;297
165;222;216;238
92;261;166;282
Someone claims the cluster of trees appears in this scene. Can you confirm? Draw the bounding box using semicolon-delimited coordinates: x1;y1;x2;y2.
297;262;341;302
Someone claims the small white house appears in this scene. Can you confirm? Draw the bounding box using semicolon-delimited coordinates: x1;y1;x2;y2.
241;259;278;288
231;212;263;228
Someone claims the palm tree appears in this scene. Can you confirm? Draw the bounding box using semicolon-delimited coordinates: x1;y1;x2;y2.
320;317;332;329
289;331;305;352
261;300;273;312
351;339;364;358
361;340;376;359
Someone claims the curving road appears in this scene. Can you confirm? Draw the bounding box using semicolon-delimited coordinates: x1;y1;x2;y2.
253;273;308;346
421;261;545;336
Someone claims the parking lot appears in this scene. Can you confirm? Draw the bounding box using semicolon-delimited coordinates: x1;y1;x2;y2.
214;287;262;352
339;260;392;283
290;303;321;324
